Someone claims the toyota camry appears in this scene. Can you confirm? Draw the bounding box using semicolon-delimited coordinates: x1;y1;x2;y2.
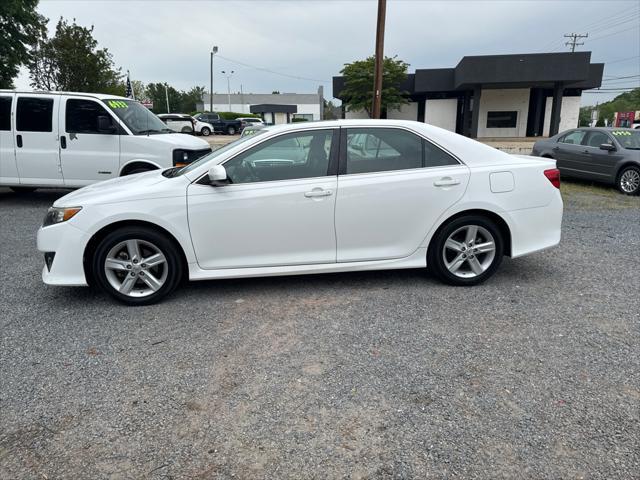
37;120;563;305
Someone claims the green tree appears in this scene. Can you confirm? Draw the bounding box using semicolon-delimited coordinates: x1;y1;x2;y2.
0;0;46;88
28;17;122;92
323;99;339;120
181;86;206;113
146;82;182;114
340;56;409;117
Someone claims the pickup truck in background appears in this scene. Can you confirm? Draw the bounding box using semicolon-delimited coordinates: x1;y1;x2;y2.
193;112;242;135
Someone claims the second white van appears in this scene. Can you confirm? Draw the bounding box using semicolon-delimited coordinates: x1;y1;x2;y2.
0;91;212;191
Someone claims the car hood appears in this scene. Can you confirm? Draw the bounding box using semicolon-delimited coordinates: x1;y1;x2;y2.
53;169;189;207
142;133;209;149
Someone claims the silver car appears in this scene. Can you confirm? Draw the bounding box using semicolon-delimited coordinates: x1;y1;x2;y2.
532;127;640;195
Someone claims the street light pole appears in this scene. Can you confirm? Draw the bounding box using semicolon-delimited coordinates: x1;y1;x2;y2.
372;0;387;119
221;70;235;112
210;46;218;112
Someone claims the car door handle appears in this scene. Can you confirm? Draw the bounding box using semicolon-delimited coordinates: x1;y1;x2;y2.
304;189;333;198
60;136;67;149
552;146;560;151
16;134;22;148
434;177;461;187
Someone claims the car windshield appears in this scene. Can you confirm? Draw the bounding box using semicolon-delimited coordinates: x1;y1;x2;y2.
174;134;259;176
105;99;172;135
611;130;640;149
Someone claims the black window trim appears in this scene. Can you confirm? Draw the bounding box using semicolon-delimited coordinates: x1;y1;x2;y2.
337;125;463;177
194;127;340;186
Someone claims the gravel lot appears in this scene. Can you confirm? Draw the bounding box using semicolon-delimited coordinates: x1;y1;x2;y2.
1;182;638;479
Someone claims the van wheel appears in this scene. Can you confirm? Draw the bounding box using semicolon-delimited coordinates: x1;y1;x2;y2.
427;215;504;286
10;187;37;194
92;226;183;305
227;126;236;135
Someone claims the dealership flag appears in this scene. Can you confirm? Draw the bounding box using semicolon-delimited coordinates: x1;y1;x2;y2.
125;71;135;100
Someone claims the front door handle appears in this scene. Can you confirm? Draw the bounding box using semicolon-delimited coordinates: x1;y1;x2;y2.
60;135;67;149
434;177;461;187
304;189;333;198
16;134;22;148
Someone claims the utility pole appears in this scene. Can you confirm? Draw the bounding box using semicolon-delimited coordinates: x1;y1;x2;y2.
164;83;170;113
221;70;234;112
371;0;387;119
564;33;588;52
210;46;218;112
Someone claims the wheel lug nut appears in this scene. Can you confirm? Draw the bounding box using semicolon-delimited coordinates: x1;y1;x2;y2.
141;264;147;268
133;259;138;264
140;272;145;276
126;265;132;269
130;272;135;277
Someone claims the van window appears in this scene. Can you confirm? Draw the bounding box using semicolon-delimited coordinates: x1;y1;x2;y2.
17;97;53;132
66;99;114;134
0;97;11;131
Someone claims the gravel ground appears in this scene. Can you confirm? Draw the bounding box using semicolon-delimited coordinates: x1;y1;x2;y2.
0;182;638;479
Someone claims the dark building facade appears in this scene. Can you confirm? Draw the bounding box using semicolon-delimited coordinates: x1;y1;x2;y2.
333;52;603;138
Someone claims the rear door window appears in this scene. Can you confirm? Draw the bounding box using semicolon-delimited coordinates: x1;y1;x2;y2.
17;97;54;132
559;130;586;145
0;97;11;131
345;128;422;174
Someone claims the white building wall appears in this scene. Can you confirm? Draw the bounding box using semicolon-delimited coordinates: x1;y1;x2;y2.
345;109;370;119
477;88;530;138
198;102;321;120
425;99;458;132
387;102;418;121
542;96;581;136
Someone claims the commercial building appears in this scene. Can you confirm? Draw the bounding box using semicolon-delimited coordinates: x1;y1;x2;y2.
333;52;603;138
198;88;324;124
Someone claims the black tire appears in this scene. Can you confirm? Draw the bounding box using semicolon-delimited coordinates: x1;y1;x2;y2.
181;126;194;134
226;126;236;135
91;226;183;305
122;166;155;176
201;127;211;136
10;186;37;194
427;215;504;286
616;165;640;195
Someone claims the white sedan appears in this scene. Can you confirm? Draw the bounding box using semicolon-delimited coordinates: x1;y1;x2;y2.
37;120;563;305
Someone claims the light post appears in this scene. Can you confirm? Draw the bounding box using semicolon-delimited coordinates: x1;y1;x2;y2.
210;46;218;112
221;70;235;112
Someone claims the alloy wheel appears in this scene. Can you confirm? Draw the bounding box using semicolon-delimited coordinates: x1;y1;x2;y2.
620;168;640;194
442;225;496;278
104;239;168;297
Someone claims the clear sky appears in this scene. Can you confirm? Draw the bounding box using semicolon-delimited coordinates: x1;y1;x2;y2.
15;0;640;105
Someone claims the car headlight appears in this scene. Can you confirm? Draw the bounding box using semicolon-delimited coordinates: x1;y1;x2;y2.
42;206;82;227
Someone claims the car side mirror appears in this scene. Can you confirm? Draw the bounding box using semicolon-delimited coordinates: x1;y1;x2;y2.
97;115;116;133
599;143;616;152
207;164;228;186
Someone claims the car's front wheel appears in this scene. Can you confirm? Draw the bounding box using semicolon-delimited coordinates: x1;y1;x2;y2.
428;215;504;286
227;126;236;135
617;166;640;195
92;226;183;305
201;127;211;136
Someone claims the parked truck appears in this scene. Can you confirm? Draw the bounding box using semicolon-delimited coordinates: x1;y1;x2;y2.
193;112;242;135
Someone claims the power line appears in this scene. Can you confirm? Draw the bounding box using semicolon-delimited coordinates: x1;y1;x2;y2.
603;74;640;80
605;55;640;65
589;25;639;43
215;54;331;84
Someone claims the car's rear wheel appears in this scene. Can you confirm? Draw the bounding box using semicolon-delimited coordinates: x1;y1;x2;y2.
201;127;211;136
181;126;194;134
227;126;236;135
617;166;640;195
428;215;504;286
92;226;183;305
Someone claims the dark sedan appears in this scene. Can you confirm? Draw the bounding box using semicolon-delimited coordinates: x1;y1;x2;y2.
532;127;640;195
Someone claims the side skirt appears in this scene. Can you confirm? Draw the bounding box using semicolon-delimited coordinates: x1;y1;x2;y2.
188;248;428;281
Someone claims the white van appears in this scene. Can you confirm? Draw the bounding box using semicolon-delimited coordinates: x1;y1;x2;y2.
0;91;211;191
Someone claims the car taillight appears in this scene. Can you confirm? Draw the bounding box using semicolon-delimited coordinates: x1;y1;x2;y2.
544;168;560;189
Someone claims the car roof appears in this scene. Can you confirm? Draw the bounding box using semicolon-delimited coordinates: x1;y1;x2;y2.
0;89;131;101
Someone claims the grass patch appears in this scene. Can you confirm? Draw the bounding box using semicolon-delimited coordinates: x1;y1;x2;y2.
561;179;640;210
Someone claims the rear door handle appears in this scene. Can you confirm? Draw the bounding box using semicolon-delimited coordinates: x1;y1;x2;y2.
16;134;22;148
304;189;333;198
434;177;461;187
60;136;67;149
